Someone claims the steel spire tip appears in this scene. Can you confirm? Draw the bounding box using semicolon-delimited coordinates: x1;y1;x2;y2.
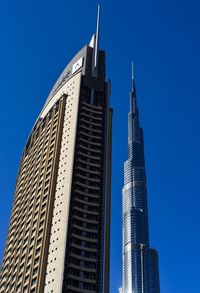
132;61;134;80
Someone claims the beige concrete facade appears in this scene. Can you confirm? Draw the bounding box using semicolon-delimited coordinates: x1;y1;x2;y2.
0;40;112;293
44;72;81;292
0;94;67;293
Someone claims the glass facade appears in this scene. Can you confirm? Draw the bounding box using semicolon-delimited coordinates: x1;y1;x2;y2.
121;74;160;293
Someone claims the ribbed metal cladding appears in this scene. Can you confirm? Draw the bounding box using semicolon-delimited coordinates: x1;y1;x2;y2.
121;77;160;293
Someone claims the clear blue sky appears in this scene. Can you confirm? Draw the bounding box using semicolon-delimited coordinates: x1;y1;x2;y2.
0;0;200;292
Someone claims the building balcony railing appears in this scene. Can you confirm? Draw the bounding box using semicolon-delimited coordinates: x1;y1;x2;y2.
68;263;97;273
71;242;97;253
67;273;96;284
74;188;100;199
72;223;98;233
71;233;98;243
79;137;102;147
74;197;99;208
78;129;103;140
66;284;96;293
76;165;100;175
75;181;100;191
77;157;101;168
77;151;101;162
73;205;99;216
70;252;97;263
80;112;103;122
73;214;98;225
79;123;102;134
79;117;102;127
81;102;103;112
76;172;100;183
77;143;101;154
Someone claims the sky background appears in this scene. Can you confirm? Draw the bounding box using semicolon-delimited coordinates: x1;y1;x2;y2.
0;0;200;292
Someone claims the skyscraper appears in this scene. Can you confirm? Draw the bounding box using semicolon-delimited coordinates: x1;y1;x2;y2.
0;4;112;293
120;65;160;293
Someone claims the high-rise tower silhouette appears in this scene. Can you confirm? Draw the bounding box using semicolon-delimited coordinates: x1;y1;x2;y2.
0;4;112;293
120;64;160;293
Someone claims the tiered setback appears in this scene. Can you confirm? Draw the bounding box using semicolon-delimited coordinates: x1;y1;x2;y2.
121;78;160;293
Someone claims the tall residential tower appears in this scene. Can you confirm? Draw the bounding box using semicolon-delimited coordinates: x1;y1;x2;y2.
120;65;160;293
0;5;112;293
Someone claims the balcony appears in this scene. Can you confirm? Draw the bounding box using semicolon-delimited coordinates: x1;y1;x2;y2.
66;285;96;293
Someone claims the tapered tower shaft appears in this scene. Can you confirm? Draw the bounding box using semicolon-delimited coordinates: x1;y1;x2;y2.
121;66;160;293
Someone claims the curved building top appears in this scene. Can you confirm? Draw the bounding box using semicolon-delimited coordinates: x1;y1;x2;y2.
45;45;87;106
43;3;103;113
43;36;105;107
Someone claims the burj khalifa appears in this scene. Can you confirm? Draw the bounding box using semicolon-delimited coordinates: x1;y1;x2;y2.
120;65;160;293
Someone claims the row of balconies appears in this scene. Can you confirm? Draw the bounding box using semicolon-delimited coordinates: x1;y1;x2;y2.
74;205;99;216
74;188;100;199
77;157;101;168
76;170;101;187
79;127;103;140
68;262;97;273
71;233;98;244
81;100;103;110
80;112;102;122
81;104;103;115
66;284;96;293
76;170;100;181
75;179;100;190
72;222;98;233
67;273;96;284
74;197;99;208
71;242;97;253
73;213;98;225
79;136;102;148
77;150;101;162
80;123;102;133
80;116;102;127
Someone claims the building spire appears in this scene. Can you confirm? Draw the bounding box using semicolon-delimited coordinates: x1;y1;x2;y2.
132;61;134;81
130;62;136;113
89;2;101;77
131;61;135;93
94;2;101;68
